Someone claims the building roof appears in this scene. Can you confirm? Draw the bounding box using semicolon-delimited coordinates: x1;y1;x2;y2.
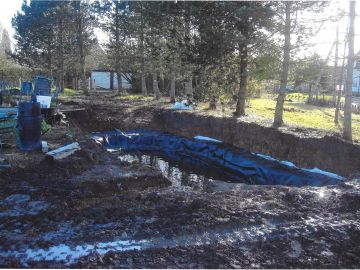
92;69;116;73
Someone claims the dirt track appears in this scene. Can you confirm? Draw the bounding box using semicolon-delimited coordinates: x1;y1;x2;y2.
0;93;359;268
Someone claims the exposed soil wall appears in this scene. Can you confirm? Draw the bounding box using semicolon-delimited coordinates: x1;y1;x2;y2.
158;110;360;177
64;97;360;178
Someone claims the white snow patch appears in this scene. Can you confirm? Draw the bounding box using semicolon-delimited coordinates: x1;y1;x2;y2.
254;153;276;162
1;239;146;265
255;153;344;180
303;167;344;180
279;160;296;168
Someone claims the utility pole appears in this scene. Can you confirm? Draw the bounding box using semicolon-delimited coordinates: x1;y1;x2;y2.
332;27;339;104
343;0;355;142
312;40;335;103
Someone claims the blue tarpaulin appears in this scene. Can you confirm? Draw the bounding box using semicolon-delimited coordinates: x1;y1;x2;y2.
92;130;343;187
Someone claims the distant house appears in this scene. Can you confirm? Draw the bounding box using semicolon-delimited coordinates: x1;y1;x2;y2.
352;56;360;95
91;70;132;90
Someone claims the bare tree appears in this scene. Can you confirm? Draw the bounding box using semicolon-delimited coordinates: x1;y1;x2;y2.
170;70;176;102
153;70;161;100
73;0;95;95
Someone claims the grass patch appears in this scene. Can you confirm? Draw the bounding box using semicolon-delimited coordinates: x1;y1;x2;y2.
116;95;154;102
59;88;80;97
287;92;345;103
247;97;360;141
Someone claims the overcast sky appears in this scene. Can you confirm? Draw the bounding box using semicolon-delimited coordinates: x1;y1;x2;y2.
0;0;359;60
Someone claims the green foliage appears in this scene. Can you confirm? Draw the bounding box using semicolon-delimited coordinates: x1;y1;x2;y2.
11;0;96;83
59;88;79;97
41;120;51;133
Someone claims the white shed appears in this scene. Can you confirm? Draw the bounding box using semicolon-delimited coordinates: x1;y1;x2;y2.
353;61;360;95
91;70;132;90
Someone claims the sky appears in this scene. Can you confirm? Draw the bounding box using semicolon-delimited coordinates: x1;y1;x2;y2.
0;0;359;60
0;0;23;47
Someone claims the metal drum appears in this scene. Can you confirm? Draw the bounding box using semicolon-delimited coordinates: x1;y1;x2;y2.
16;102;42;151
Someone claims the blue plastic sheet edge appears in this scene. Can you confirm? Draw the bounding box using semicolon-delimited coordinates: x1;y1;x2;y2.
92;129;344;187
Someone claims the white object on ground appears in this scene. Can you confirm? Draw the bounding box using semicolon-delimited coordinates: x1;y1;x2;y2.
279;160;296;168
173;101;193;110
194;136;222;143
254;153;277;161
46;142;81;160
0;239;146;266
254;153;344;180
36;95;52;108
303;167;344;180
41;141;48;153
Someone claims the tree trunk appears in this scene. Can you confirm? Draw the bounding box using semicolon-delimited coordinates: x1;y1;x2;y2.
273;1;291;127
140;5;147;96
116;71;122;95
185;80;193;97
153;71;160;100
79;46;88;95
335;38;347;124
114;3;122;96
141;75;147;96
332;27;339;104
76;2;88;96
343;1;355;142
312;41;336;104
160;71;165;92
170;70;176;103
308;84;313;102
58;16;65;93
234;42;248;116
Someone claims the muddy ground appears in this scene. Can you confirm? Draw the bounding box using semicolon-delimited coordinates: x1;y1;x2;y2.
0;93;360;268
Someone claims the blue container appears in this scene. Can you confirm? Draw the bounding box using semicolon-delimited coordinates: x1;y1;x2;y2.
21;82;32;95
33;76;52;96
16;102;42;152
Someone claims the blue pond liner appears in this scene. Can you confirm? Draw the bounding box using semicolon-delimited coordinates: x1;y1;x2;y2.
92;130;343;187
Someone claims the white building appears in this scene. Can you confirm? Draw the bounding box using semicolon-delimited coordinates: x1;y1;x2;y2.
91;70;132;90
353;60;360;95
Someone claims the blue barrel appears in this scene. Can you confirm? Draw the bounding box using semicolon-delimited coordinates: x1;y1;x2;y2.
16;102;42;152
21;82;32;95
33;76;52;96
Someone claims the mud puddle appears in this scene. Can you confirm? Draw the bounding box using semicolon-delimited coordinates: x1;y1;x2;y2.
117;151;245;192
2;211;357;266
1;135;359;268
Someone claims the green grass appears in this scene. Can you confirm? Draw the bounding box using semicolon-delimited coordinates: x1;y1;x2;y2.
60;88;80;97
286;92;345;103
247;97;360;141
116;94;154;102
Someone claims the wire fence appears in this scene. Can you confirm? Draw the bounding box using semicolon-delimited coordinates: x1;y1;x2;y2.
307;98;360;114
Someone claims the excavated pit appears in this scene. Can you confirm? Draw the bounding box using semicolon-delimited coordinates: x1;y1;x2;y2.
0;98;360;268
